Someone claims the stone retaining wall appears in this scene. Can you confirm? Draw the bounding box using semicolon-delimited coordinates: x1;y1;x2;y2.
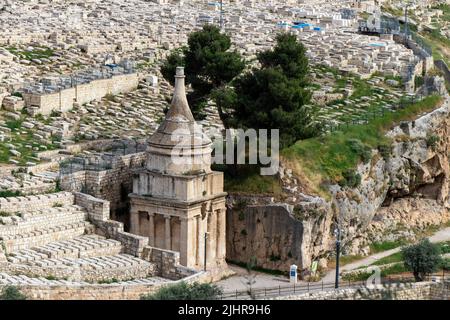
141;246;198;280
23;73;139;115
0;191;74;213
0;271;208;300
267;282;450;300
1;261;156;283
74;192;110;221
93;219;149;257
60;152;146;226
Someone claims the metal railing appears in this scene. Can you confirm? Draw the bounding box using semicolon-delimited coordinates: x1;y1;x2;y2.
220;273;450;300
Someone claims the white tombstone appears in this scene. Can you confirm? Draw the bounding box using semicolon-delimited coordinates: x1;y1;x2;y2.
290;264;298;284
147;75;158;87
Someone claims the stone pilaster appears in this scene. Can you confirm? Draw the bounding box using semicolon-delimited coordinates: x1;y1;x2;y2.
216;209;226;261
209;210;217;262
196;215;203;267
164;215;171;250
148;213;155;246
130;210;139;235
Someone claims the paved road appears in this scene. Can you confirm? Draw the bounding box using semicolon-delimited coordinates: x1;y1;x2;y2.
322;226;450;282
217;265;295;292
218;227;450;290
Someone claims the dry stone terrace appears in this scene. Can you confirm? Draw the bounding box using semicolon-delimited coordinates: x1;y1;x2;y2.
0;0;447;300
308;66;422;131
0;191;200;285
0;171;57;196
0;0;432;168
0;65;223;167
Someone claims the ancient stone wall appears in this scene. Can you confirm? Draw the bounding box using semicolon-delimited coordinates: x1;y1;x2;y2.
1;257;156;283
267;282;450;300
0;191;74;213
141;246;198;280
0;271;208;300
74;192;110;222
23;73;139;115
94;219;148;257
60;152;146;227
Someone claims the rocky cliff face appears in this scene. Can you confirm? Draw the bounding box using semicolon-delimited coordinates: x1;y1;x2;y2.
226;93;450;273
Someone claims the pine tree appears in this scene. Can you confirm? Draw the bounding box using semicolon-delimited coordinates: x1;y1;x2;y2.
161;25;245;119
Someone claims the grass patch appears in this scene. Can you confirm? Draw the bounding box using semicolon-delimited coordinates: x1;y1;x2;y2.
342;263;408;282
6;46;54;62
371;252;403;266
369;240;407;254
0;115;59;165
328;254;365;269
0;190;22;198
340;254;364;265
370;241;450;267
214;164;282;195
282;95;443;193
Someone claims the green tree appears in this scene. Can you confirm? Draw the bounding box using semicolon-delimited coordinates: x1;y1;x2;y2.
0;286;27;300
257;33;309;83
402;239;442;282
228;33;319;147
141;281;223;300
210;86;237;127
161;25;245;119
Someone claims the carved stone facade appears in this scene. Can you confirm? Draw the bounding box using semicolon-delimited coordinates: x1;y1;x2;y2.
129;67;227;270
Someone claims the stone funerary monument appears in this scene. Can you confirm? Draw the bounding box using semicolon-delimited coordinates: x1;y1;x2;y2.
129;67;227;270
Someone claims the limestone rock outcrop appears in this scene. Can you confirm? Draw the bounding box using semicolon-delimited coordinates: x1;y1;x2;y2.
226;92;450;273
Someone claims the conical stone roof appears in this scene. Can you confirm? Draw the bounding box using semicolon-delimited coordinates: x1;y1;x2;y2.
146;67;212;175
148;67;211;150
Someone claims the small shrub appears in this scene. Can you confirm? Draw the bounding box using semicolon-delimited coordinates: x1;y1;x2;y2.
269;253;281;262
347;138;372;164
439;259;450;271
0;190;22;198
141;282;223;300
414;76;424;90
53;180;62;193
98;278;120;284
234;198;249;212
426;135;439;150
377;143;392;160
52;202;63;208
338;170;361;188
402;239;442;282
50;110;60;118
241;229;247;236
104;93;115;101
0;286;27;300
